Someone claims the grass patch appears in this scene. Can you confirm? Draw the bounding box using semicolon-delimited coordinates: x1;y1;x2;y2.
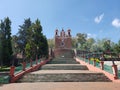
0;67;10;72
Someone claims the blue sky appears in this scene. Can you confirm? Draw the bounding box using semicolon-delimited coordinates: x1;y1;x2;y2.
0;0;120;42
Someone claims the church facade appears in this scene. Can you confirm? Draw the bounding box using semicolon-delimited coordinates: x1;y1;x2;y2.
55;29;72;49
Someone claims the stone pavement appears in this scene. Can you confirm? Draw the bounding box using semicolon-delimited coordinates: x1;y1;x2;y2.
0;82;120;90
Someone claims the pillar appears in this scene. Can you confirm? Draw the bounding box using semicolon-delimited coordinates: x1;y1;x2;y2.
30;59;33;67
112;64;118;79
100;61;104;70
22;62;26;71
93;59;96;66
88;58;90;64
9;66;15;77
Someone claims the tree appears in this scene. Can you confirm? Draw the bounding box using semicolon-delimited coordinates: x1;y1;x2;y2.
103;40;111;52
34;19;48;58
71;37;77;48
83;38;95;51
0;17;13;66
93;39;106;52
25;19;48;59
17;18;32;56
12;35;19;54
114;40;120;54
40;35;48;58
0;30;2;66
47;38;55;48
76;33;87;49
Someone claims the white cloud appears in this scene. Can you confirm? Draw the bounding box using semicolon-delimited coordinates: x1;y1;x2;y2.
112;18;120;28
94;13;104;24
87;33;96;39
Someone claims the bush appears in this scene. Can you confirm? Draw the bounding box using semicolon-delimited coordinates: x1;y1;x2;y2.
90;58;100;63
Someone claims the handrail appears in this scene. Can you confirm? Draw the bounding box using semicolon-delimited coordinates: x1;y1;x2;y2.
76;54;120;79
9;57;51;83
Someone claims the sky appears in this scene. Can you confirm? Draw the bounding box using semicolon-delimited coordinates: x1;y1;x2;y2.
0;0;120;43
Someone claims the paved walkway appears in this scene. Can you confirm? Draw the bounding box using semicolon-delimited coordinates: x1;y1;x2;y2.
0;82;120;90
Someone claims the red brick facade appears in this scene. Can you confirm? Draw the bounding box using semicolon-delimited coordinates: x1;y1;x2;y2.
55;29;72;49
53;29;72;57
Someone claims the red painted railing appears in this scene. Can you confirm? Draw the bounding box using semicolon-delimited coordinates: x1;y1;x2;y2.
9;57;51;83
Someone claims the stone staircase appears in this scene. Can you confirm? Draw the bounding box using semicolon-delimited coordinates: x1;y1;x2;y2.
47;58;79;64
17;50;111;82
18;70;111;82
40;64;88;70
54;48;75;58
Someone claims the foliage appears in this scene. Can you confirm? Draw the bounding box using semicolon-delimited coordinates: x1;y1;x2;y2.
113;40;120;54
25;19;48;60
11;35;19;54
71;37;77;48
103;39;111;52
47;38;55;48
0;17;13;66
77;33;87;47
90;58;100;63
17;18;32;56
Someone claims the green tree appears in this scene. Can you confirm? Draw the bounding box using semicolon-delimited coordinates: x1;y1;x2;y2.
72;37;77;48
32;19;43;58
17;18;32;56
76;33;87;49
83;38;95;51
25;24;36;60
47;38;55;48
0;17;13;66
40;36;48;58
114;40;120;54
25;19;48;59
103;40;111;52
0;30;3;66
12;35;19;54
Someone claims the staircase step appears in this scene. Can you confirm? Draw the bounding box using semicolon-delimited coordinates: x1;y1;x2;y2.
40;64;88;70
18;70;111;82
47;60;79;64
54;49;75;58
47;58;79;64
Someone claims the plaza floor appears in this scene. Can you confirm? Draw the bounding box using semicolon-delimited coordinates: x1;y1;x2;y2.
0;82;120;90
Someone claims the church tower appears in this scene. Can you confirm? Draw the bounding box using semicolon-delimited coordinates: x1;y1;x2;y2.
55;29;72;49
